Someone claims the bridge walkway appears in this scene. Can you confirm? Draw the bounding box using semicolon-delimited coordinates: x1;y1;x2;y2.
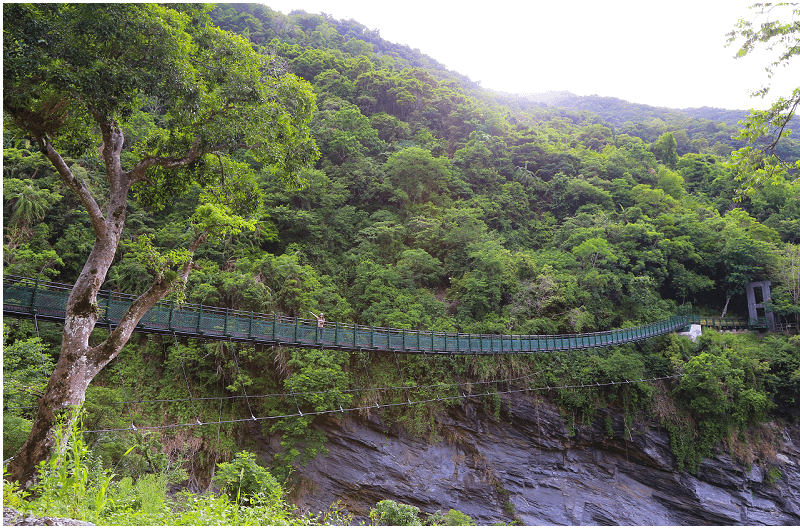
3;275;695;355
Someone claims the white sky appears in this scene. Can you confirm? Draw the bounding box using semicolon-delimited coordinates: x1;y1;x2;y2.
263;0;797;111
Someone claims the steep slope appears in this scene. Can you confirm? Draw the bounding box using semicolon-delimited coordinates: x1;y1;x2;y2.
255;393;800;525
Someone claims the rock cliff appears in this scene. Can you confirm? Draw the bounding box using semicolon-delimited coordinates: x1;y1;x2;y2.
254;392;800;525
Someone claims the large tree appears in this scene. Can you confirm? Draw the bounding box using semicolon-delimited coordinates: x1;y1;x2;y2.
727;2;800;195
3;3;318;485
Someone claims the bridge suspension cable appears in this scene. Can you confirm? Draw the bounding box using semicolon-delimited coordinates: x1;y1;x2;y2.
78;372;690;434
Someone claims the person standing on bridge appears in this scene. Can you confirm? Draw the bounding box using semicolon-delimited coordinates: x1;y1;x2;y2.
309;310;325;342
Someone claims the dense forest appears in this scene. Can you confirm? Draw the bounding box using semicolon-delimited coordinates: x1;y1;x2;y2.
3;3;800;525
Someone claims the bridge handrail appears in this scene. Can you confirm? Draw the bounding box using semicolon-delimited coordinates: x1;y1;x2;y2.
3;275;697;354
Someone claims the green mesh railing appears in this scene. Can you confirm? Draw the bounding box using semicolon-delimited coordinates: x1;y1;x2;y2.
3;275;696;354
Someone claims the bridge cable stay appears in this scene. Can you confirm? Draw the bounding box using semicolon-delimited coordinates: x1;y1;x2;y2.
423;349;440;402
444;352;459;400
7;349;635;426
109;321;137;432
173;333;203;426
495;351;512;399
322;345;346;414
5;369;673;417
440;353;457;401
564;347;582;407
444;354;459;400
5;369;559;413
214;385;223;458
463;353;473;400
282;346;304;417
77;372;691;435
532;354;543;436
359;349;379;409
32;314;51;380
530;353;546;395
393;350;412;406
229;338;257;422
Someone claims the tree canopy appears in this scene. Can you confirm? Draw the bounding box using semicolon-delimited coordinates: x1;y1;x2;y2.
726;2;800;195
3;2;318;485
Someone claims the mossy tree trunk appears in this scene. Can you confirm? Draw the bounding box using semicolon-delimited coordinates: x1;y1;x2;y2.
6;127;201;487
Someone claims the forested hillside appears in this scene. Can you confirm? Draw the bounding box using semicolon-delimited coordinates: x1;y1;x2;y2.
4;3;800;524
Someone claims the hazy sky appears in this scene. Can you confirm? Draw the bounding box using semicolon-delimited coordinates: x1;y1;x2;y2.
263;0;797;111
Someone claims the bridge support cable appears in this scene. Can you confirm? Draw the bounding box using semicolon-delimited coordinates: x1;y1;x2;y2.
213;389;223;467
115;355;137;432
229;339;257;422
423;350;441;402
31;314;52;381
564;347;583;408
173;333;203;426
359;349;379;409
322;345;345;414
108;321;137;432
393;350;412;406
78;371;695;434
281;346;304;417
450;353;468;400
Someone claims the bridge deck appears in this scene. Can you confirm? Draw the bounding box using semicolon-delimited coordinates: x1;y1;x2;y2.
3;276;695;354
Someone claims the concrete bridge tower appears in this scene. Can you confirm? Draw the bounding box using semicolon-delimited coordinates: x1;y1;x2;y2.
745;281;775;331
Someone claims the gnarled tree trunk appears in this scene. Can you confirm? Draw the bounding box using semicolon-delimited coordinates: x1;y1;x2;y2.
6;125;200;487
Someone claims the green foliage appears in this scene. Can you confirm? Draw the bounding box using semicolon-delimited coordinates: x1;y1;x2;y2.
212;451;282;503
28;410;113;520
3;471;30;511
270;348;353;479
2;326;55;410
3;243;64;280
2;325;55;460
3;178;62;244
726;3;800;195
716;232;777;297
4;415;303;526
370;499;422;526
112;430;189;486
3;415;32;462
749;334;800;418
436;509;476;526
651;132;679;169
668;331;773;471
384;147;452;206
765;466;782;485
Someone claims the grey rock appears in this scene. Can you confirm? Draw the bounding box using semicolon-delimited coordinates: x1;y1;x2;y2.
3;508;94;526
255;393;800;525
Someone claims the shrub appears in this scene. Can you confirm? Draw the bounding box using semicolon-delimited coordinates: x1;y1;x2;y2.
212;451;282;503
370;499;421;526
439;509;476;525
3;415;32;460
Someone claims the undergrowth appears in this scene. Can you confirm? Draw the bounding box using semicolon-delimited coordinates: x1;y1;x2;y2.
1;411;335;526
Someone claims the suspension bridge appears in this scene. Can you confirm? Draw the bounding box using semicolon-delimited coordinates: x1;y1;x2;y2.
3;275;720;435
3;275;703;354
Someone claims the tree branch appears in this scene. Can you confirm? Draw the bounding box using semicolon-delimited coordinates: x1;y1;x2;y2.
94;112;126;177
765;95;800;157
37;136;109;240
127;137;203;183
92;275;173;368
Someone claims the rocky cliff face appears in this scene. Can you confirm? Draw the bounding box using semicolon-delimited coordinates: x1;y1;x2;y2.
253;393;800;525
